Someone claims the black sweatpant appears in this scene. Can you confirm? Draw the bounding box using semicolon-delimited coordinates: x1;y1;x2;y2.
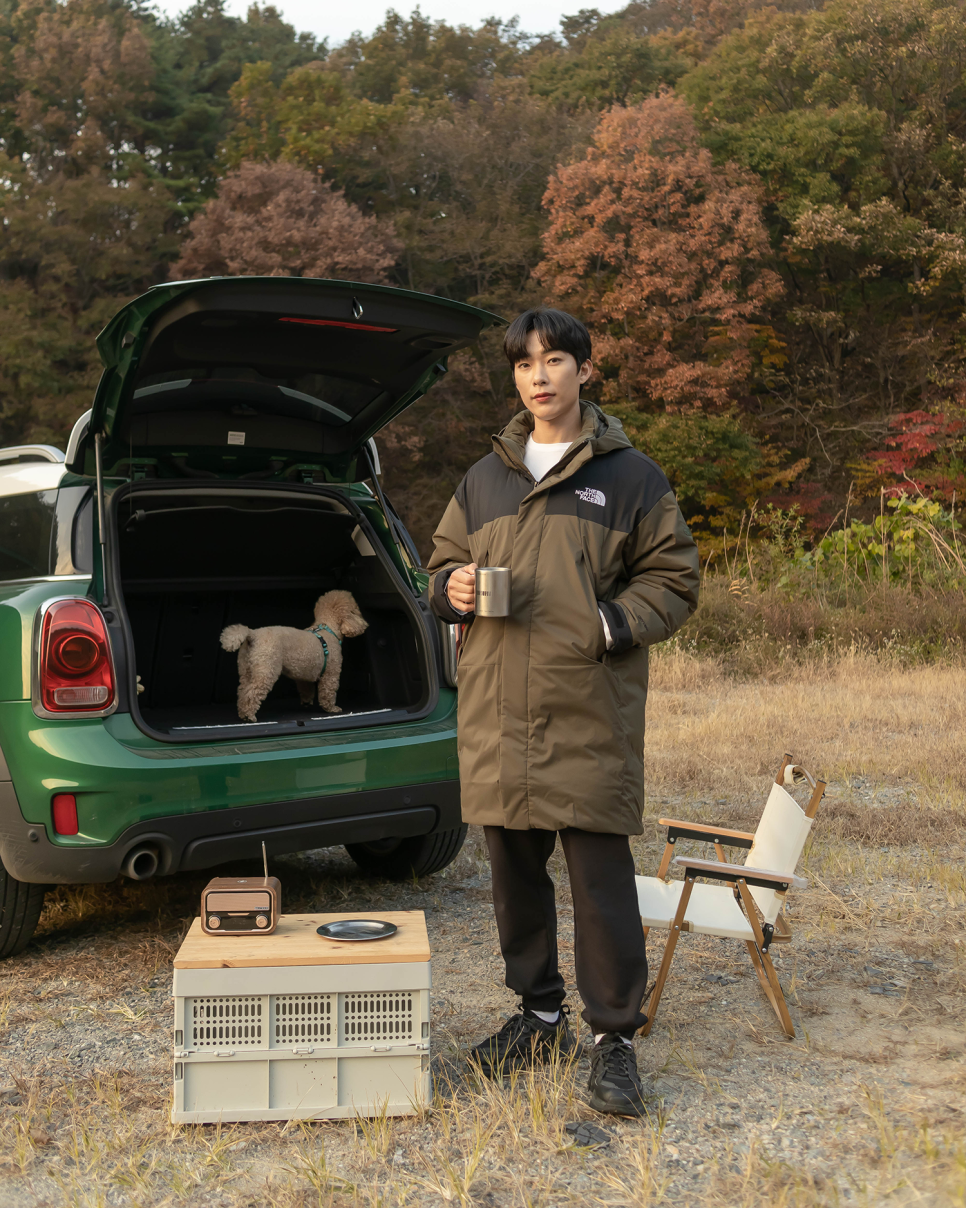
483;826;649;1036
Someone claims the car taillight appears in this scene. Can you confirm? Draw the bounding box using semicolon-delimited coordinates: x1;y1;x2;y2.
38;599;115;713
52;793;79;835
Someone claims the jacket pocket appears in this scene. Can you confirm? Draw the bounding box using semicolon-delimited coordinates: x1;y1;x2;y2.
455;662;502;789
526;662;625;808
592;605;608;662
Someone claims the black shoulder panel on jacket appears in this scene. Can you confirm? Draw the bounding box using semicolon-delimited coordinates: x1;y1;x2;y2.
461;452;533;537
544;447;672;534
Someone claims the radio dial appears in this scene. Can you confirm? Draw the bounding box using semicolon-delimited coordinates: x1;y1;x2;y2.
255;914;269;929
208;915;221;929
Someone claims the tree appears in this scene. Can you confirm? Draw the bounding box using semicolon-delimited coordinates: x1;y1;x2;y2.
0;0;178;447
327;10;527;105
526;29;688;110
222;59;404;195
856;408;966;500
4;0;155;175
0;154;176;446
360;81;592;307
0;0;325;450
603;403;807;532
144;0;322;194
537;92;783;411
221;63;591;308
678;0;966;473
380;339;515;557
170;160;400;280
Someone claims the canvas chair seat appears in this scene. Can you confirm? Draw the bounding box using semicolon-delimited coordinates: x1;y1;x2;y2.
636;753;826;1040
637;877;761;942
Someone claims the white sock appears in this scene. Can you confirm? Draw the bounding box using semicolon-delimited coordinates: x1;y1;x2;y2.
531;1009;560;1025
595;1033;634;1047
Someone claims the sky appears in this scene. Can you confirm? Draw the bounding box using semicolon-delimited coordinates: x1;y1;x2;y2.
156;0;629;48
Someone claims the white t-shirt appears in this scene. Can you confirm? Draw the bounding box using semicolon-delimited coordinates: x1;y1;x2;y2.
521;437;614;650
523;436;571;482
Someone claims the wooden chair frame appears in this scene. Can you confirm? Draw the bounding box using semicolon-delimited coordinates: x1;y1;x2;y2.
639;753;825;1039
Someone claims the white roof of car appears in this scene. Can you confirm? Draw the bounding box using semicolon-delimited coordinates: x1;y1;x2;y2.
0;448;67;497
0;411;91;496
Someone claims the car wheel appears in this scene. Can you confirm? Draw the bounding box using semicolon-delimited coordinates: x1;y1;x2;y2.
345;825;468;881
0;856;46;959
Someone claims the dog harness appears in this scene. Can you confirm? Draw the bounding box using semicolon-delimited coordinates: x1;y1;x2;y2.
308;622;342;672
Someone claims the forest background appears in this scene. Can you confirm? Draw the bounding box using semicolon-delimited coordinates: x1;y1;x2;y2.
2;0;966;605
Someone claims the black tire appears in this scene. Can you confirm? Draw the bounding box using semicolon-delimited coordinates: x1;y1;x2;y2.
346;824;468;881
0;855;46;959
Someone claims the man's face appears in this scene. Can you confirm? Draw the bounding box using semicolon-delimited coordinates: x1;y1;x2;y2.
513;329;592;427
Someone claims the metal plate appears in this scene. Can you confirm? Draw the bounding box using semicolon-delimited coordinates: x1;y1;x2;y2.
316;919;398;942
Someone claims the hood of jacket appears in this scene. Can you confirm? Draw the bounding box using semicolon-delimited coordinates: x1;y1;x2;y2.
492;401;633;483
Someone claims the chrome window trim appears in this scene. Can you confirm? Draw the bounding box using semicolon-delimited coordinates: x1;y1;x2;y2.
1;574;92;586
31;595;119;721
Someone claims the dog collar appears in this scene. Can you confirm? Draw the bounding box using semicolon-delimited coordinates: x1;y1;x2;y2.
308;622;342;672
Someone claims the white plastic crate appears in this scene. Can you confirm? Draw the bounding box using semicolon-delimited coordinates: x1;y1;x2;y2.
171;912;431;1122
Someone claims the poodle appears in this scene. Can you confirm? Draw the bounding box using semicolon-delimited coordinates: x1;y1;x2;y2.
220;590;368;721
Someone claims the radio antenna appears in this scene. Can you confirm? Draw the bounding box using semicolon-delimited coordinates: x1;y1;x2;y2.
262;841;268;882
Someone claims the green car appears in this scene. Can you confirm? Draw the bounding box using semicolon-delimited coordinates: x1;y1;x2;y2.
0;276;499;958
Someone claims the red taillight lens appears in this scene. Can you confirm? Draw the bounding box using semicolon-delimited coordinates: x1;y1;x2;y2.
52;793;79;836
52;633;100;673
38;599;115;713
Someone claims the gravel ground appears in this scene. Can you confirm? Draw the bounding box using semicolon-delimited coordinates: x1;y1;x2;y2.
1;775;964;1207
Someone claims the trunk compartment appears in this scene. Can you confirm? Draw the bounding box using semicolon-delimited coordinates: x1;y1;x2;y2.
110;484;433;740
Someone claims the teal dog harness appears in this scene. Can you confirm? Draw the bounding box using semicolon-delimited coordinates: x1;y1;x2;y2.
308;622;342;671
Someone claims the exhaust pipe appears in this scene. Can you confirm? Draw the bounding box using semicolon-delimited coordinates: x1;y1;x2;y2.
121;844;159;881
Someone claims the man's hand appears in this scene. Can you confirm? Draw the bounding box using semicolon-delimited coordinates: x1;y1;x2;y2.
446;563;478;613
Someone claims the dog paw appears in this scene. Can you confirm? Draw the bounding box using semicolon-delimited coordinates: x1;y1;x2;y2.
323;705;342;714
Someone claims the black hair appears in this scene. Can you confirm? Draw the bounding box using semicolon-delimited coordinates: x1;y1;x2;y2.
503;308;592;369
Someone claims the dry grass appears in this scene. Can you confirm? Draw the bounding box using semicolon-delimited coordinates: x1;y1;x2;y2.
645;645;966;824
673;575;966;671
2;652;965;1207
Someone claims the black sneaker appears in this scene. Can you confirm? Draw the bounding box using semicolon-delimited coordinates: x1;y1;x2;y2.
469;1006;583;1078
587;1033;649;1117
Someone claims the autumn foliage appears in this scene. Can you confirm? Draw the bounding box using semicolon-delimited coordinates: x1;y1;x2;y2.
171;161;400;282
537;93;783;412
5;0;966;550
858;411;966;500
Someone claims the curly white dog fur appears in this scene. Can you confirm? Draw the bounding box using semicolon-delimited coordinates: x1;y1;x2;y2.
220;590;368;721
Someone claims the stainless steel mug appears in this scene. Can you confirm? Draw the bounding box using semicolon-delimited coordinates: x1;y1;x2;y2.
475;566;511;617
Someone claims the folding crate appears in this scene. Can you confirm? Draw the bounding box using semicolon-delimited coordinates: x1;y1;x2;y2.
171;911;431;1123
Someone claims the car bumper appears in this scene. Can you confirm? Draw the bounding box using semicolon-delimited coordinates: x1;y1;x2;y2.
0;691;460;882
0;778;461;883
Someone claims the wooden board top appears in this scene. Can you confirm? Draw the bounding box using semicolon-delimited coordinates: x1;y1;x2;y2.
173;911;430;969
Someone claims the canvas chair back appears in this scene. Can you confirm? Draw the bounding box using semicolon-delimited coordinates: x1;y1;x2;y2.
745;781;813;922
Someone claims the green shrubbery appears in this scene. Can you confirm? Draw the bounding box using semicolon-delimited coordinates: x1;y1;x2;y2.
731;494;965;593
672;494;966;671
606;404;806;536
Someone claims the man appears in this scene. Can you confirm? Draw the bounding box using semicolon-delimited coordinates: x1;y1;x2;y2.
428;308;700;1116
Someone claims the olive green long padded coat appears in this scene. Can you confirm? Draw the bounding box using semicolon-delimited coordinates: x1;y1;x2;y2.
428;402;701;835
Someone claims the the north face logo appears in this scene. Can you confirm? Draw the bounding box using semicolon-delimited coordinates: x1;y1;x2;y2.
575;487;606;506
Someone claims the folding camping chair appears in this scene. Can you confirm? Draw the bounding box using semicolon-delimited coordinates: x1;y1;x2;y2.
635;754;826;1038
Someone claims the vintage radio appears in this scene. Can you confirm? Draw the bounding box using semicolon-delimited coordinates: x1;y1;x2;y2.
201;844;280;936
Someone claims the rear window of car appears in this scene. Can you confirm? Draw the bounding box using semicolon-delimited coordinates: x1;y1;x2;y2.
0;488;92;580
